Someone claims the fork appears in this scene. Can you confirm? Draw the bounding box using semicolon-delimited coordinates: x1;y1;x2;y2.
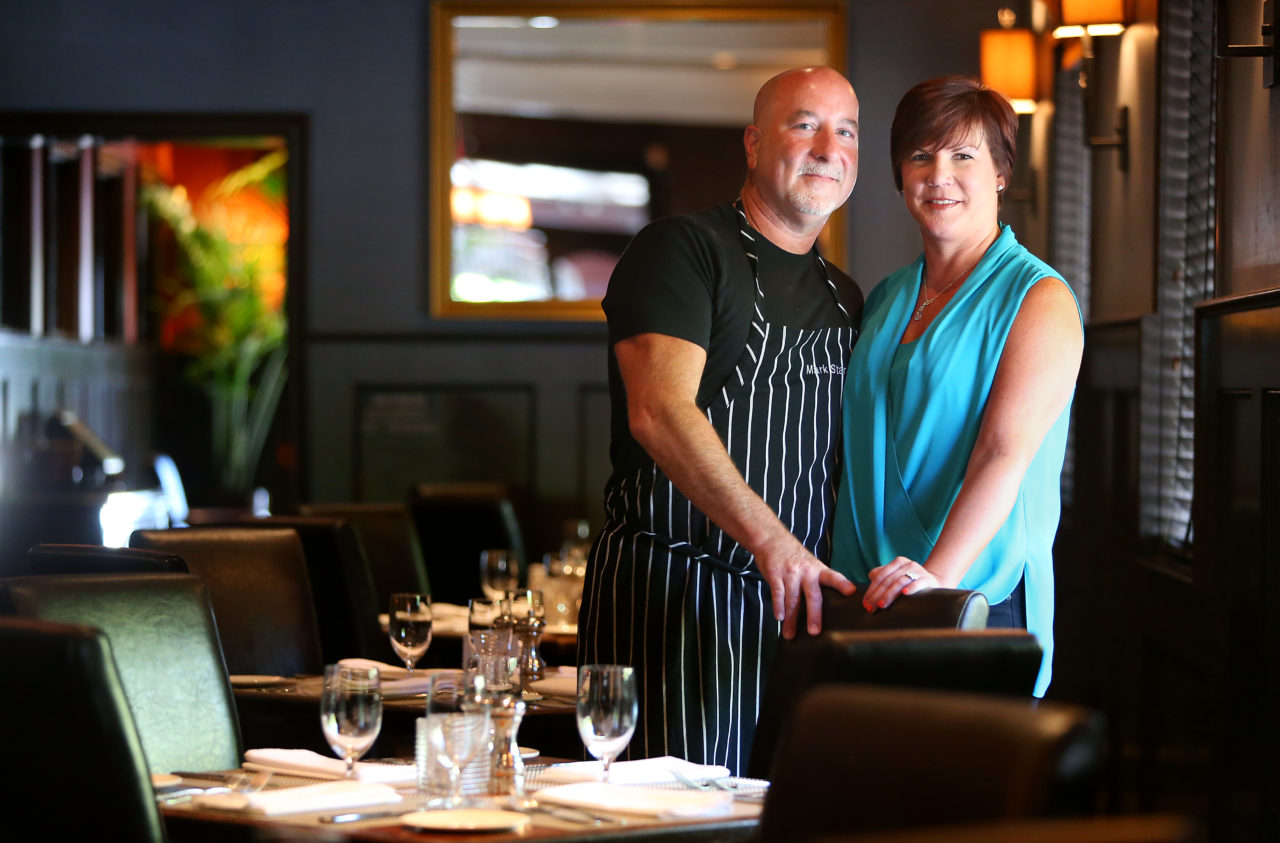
670;769;714;791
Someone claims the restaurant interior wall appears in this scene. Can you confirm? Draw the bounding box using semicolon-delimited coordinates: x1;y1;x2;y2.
0;0;1012;558
6;0;1280;833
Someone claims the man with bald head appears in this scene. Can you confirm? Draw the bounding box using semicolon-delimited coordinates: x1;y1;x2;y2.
579;67;864;773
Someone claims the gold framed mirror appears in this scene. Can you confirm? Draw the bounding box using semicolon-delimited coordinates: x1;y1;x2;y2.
430;0;848;321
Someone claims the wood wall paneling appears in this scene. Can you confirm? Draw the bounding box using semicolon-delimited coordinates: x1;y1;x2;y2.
1194;292;1280;838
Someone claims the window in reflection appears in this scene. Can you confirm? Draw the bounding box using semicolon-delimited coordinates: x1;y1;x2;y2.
432;2;843;319
450;157;649;302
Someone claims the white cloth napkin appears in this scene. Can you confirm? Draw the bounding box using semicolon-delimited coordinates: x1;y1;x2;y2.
194;779;403;816
535;756;731;786
536;781;733;818
337;658;410;678
527;668;577;698
242;748;417;784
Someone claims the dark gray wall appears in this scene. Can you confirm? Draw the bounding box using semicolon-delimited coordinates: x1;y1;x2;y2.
0;0;1006;556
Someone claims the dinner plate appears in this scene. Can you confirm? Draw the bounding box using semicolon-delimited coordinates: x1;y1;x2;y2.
228;674;291;687
519;746;539;760
400;809;532;832
150;773;183;789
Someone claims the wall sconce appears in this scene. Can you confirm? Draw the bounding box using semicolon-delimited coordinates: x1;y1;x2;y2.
1052;0;1130;172
1052;0;1128;37
981;9;1039;114
1218;0;1276;88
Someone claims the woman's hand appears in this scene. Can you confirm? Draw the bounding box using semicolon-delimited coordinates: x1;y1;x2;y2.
863;557;938;611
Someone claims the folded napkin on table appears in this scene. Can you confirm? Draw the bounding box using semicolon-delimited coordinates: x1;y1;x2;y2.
242;748;416;784
535;756;731;786
536;782;733;819
337;658;410;679
527;671;577;698
194;779;403;816
380;603;467;636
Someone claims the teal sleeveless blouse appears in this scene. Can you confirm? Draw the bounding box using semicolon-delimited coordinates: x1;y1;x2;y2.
830;225;1079;696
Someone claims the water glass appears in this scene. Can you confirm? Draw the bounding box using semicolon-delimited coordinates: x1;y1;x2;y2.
388;593;433;674
479;549;519;600
576;664;638;781
465;628;518;690
425;698;491;807
320;665;383;779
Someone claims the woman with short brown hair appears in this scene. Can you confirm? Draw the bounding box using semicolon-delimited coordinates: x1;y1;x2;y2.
830;76;1083;696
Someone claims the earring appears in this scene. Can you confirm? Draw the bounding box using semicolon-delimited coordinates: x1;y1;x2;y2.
997;184;1005;192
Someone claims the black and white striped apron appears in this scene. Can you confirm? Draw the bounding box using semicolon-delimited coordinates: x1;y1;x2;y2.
579;204;856;775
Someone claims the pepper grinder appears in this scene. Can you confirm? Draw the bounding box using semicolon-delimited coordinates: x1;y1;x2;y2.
516;589;546;686
488;695;530;806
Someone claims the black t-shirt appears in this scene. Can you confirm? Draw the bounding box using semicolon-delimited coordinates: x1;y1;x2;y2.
603;203;864;473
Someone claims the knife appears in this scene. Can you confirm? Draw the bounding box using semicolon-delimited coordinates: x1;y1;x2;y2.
318;809;407;824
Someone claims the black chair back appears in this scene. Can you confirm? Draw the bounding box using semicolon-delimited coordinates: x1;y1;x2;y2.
232;515;382;662
748;628;1043;778
794;586;990;633
24;543;188;575
808;813;1200;843
0;573;241;775
130;527;324;676
760;684;1104;841
407;482;526;605
0;616;164;841
297;502;431;609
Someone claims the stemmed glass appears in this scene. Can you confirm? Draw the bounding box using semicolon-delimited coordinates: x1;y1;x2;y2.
479;549;519;600
388;593;433;675
320;665;383;779
576;664;638;782
425;676;492;808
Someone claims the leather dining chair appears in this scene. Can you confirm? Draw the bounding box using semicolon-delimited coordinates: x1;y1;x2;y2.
747;627;1043;778
297;501;431;610
407;482;527;606
808;813;1200;843
793;586;991;632
224;515;383;663
130;527;324;677
759;684;1105;842
0;615;165;842
0;573;242;776
20;542;188;575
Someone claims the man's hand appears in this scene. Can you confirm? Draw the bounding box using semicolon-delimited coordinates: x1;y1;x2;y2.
754;535;856;639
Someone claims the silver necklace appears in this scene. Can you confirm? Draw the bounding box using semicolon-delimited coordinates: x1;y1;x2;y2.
912;262;975;321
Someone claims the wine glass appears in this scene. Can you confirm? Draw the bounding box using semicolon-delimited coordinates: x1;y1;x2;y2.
479;549;519;600
320;665;383;779
426;701;491;807
576;664;638;782
467;597;498;631
388;593;433;675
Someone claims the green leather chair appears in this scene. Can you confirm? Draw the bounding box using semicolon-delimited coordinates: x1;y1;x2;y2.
0;572;242;775
0;615;164;841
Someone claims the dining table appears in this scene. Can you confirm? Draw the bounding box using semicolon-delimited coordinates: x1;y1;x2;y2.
160;763;764;842
232;669;587;761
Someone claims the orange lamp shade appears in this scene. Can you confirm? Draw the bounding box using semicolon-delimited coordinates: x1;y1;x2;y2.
1059;0;1128;25
981;27;1037;110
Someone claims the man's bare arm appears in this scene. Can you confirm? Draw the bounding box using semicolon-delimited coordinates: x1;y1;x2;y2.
615;332;854;637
